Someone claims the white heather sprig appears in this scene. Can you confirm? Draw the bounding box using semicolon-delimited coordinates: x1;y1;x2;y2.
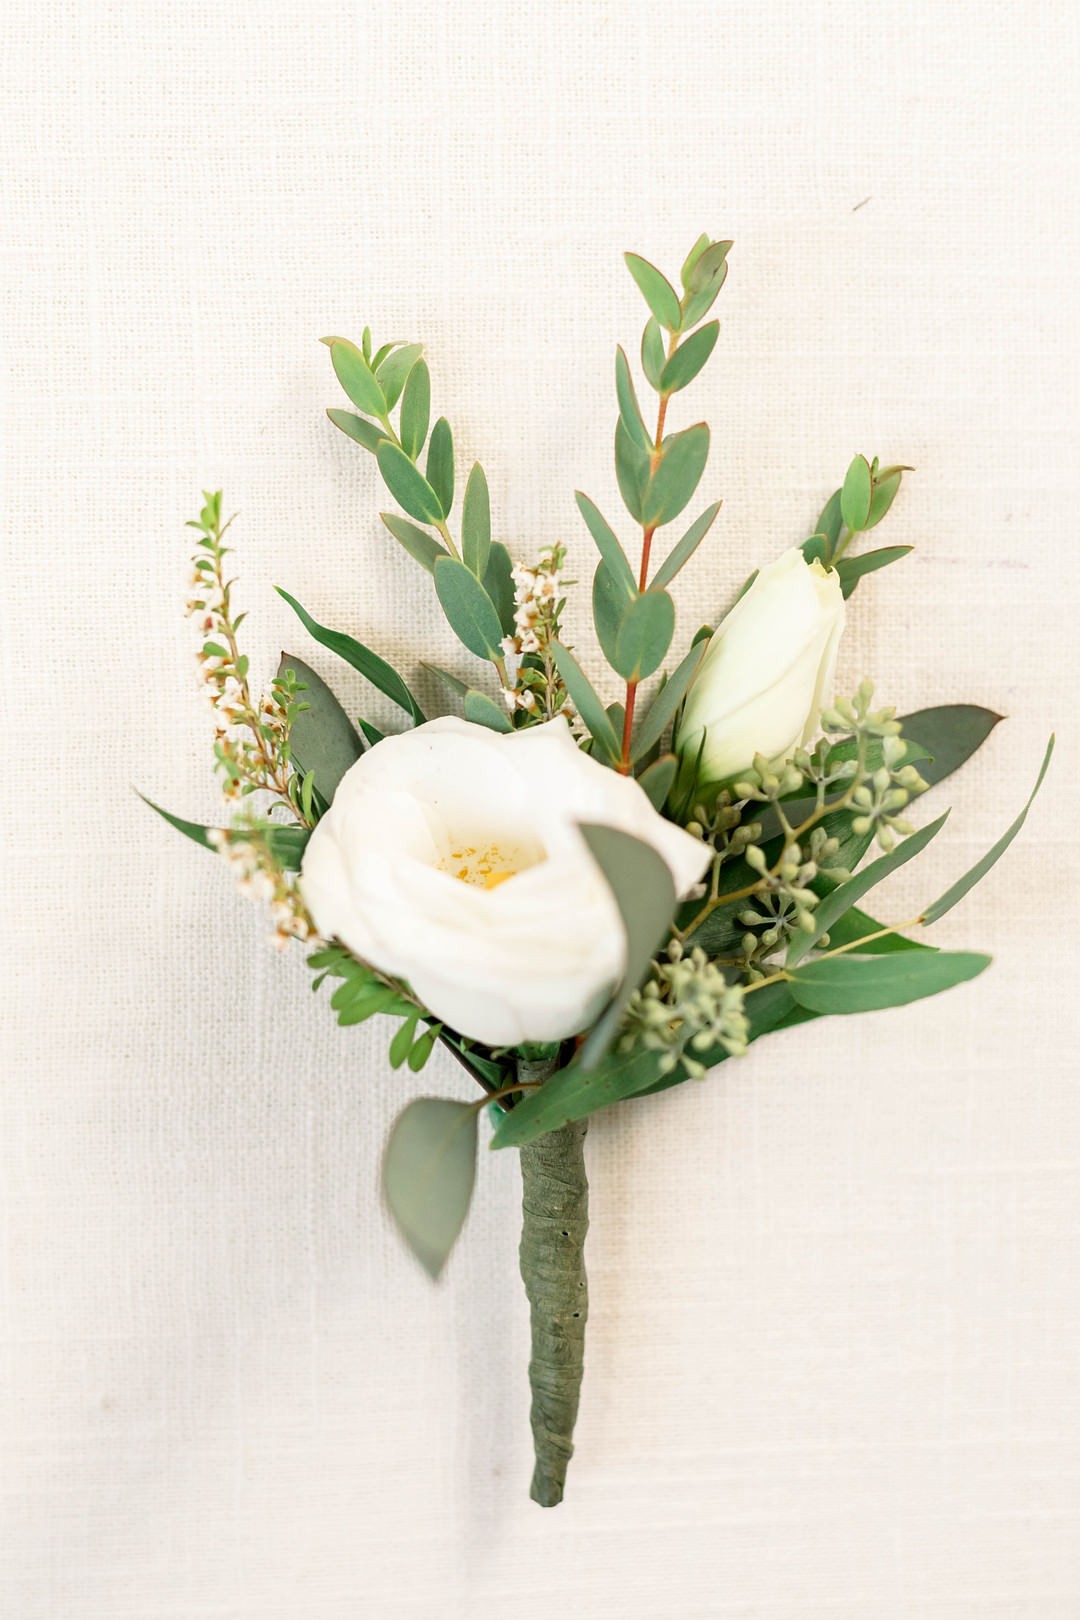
620;942;749;1078
500;543;574;724
206;825;315;952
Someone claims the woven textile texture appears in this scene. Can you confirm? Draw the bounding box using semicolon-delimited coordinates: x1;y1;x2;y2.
3;2;1079;1616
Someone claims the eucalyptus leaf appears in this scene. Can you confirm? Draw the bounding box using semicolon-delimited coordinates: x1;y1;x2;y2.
575;492;637;595
422;661;469;698
812;488;844;557
550;643;621;764
593;560;633;670
483;542;516;638
375;342;423;411
433;556;504;661
379;512;448;574
630;641;705;761
651;500;722;589
382;1098;478;1279
899;705;1003;790
276;587;426;723
679;233;711;290
684;238;732;293
835;545;912;598
922;734;1054;923
818;903;934;955
463;688;514;732
577;825;677;1069
680;256;729;327
615;345;651;451
612;588;675;682
461;462;491;579
865;466;908;529
787;810;951;966
277;652;363;803
642;423;710;527
788;951;991;1015
389;1015;420;1070
377;440;445;525
323;336;386;417
326;408;388;454
615;417;651;524
399;358;431;459
641;316;666;390
624;252;682;330
426;417;454;517
840;454;873;532
660;320;719;394
636;753;678;811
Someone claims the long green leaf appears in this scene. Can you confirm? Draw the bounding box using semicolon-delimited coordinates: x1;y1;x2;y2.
651;500;722;589
631;641;705;761
326;408;388;454
379;512;448;574
615;417;651;523
277;652;362;803
641;316;666;389
660;320;719;394
376;440;445;525
900;705;1004;790
399;358;431;459
483;542;516;638
578;825;678;1069
139;795;310;871
840;454;872;531
426;417;454;517
922;735;1054;923
575;491;637;594
461;462;491;579
463;688;513;733
787;811;951;966
550;643;621;763
788;951;991;1015
382;1098;478;1279
433;556;504;661
276;587;426;723
615;345;650;450
323;337;386;416
835;545;912;598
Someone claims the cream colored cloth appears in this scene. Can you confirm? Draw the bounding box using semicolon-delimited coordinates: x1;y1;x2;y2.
3;2;1078;1616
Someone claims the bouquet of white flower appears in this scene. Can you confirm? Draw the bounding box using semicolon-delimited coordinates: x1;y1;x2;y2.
148;237;1052;1506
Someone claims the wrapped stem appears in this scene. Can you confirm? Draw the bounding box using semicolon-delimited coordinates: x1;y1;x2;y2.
516;1057;590;1507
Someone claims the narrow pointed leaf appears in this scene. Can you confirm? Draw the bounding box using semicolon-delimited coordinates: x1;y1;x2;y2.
637;753;678;811
641;316;665;389
550;643;621;763
651;500;722;589
426;417;454;517
376;440;445;525
277;652;362;803
899;705;1004;790
680;233;711;290
631;641;706;761
463;688;513;733
660;320;719;394
593;560;633;670
575;492;637;595
578;825;678;1069
276;587;426;723
615;345;650;450
615;417;651;523
818;903;934;955
323;337;386;416
835;545;912;598
422;661;468;698
482;541;516;638
433;556;504;661
461;463;491;579
379;512;448;574
787;810;951;965
865;468;906;529
375;342;423;411
399;358;431;459
326;408;388;454
922;735;1054;923
685;239;732;293
624;252;682;330
788;951;991;1015
382;1098;478;1279
840;454;873;531
139;795;310;871
812;488;844;557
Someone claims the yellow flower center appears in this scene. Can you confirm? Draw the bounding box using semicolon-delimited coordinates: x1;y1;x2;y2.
441;843;526;890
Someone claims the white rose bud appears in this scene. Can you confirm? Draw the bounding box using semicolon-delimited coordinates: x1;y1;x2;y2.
674;547;845;791
300;716;710;1048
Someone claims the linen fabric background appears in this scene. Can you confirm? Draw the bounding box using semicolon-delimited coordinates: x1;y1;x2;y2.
3;3;1079;1615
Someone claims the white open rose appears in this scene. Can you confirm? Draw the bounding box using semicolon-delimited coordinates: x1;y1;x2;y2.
675;547;846;789
300;716;710;1047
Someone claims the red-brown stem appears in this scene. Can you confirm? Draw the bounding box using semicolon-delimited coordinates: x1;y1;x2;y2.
617;375;673;774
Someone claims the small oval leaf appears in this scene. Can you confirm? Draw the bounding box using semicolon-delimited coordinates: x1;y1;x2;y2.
324;337;386;416
660;321;719;395
433;556;505;661
461;463;491;579
613;588;675;682
643;423;710;528
840;454;873;532
377;440;445;524
382;1098;478;1279
426;417;455;518
624;252;682;330
399;358;431;459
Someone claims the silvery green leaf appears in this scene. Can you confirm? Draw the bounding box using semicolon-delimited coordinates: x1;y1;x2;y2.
463;688;513;733
812;487;844;557
684;238;732;293
593;559;633;671
461;462;491;579
375;342;423;411
615;344;651;451
550;643;621;764
379;512;448;574
840;454;873;531
326;408;388;454
636;753;678;811
276;587;426;723
377;440;445;525
631;641;705;762
612;588;675;683
651;500;722;589
679;233;711;290
788;951;991;1015
399;358;431;459
922;735;1054;923
425;417;455;518
660;321;719;395
277;652;363;803
835;545;912;597
433;557;504;661
577;824;677;1069
641;316;666;390
575;491;637;595
899;705;1003;790
864;464;911;529
323;336;386;417
818;903;934;955
382;1098;478;1279
615;417;651;524
624;252;682;330
482;542;516;638
139;794;310;871
680;254;730;327
642;423;710;527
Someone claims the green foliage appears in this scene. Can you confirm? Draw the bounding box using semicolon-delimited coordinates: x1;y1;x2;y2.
615;417;651;523
141;793;312;872
549;643;621;764
575;492;637;594
382;1098;478;1279
642;424;710;527
377;440;445;525
461;462;491;578
624;252;682;331
641;316;666;389
611;587;675;682
463;688;513;732
899;705;1003;790
379;512;448;574
592;560;632;670
577;825;678;1069
630;641;705;762
323;336;386;416
651;500;722;589
636;753;679;811
326;408;387;453
426;417;455;517
787;950;991;1015
615;346;650;450
276;652;363;804
840;454;873;531
399;358;431;459
375;342;423;411
660;321;719;394
433;556;505;661
276;587;426;724
483;542;516;638
835;545;912;598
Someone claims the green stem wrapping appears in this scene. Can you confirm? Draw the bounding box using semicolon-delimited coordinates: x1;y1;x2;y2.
516;1058;590;1507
